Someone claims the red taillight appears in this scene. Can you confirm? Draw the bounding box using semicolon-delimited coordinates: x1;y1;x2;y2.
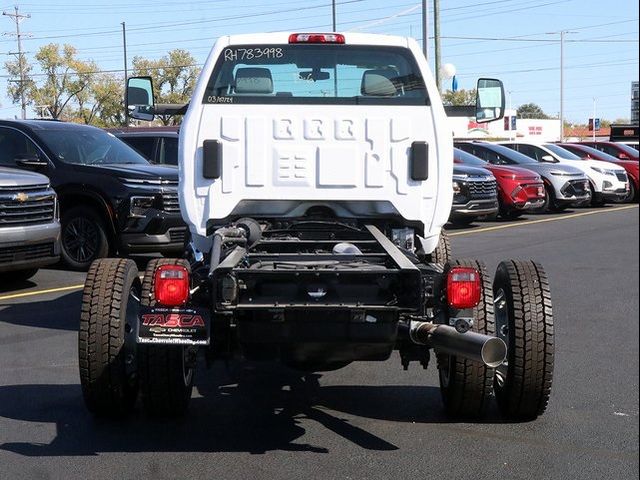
446;266;482;309
154;265;190;306
288;33;345;44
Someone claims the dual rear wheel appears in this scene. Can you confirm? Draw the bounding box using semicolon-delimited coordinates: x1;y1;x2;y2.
79;258;195;417
438;259;554;421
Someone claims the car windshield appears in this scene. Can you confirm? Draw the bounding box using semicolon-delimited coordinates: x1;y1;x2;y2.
543;144;582;160
38;129;149;165
486;144;538;165
204;44;428;105
614;142;640;156
454;148;487;167
567;144;620;162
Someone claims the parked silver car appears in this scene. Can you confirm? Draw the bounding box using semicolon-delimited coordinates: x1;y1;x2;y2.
0;167;60;281
455;142;591;211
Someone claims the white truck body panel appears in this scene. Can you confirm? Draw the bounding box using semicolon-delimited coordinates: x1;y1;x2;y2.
179;32;453;253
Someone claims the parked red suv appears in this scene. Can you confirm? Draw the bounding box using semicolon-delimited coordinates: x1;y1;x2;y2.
578;141;639;161
560;143;639;202
454;148;545;217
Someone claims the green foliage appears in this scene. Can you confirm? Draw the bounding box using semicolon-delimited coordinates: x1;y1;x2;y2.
516;103;550;119
442;88;476;106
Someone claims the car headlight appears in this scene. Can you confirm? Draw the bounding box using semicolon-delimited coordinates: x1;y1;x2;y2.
590;167;616;176
129;196;155;218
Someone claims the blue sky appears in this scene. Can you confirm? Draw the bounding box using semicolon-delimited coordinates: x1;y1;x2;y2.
1;0;638;123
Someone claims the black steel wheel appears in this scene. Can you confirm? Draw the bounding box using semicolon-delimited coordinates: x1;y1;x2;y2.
61;206;110;270
493;260;554;421
438;259;495;418
79;258;140;417
139;258;195;417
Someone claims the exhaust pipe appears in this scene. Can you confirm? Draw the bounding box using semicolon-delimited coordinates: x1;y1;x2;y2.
410;322;507;368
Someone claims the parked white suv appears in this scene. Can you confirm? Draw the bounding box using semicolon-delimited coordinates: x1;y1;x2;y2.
501;141;629;205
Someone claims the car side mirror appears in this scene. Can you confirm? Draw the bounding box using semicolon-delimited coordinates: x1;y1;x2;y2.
540;155;557;163
126;76;155;121
475;78;505;124
618;153;629;160
16;154;48;170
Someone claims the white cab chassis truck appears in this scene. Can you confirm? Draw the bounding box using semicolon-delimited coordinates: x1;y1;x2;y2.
80;32;554;420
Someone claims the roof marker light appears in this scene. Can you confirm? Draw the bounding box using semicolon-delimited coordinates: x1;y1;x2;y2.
288;33;345;44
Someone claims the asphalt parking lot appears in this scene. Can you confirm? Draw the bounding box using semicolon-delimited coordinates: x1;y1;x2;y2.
0;205;638;480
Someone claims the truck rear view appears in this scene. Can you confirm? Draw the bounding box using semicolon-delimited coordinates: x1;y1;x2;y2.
79;32;554;422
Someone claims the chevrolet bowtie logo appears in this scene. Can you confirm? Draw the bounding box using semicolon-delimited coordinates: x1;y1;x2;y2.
13;192;29;202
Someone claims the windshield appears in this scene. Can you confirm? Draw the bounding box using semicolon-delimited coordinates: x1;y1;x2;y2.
204;44;428;105
454;148;488;167
615;143;640;156
543;144;582;160
566;144;620;162
486;144;537;165
38;129;149;165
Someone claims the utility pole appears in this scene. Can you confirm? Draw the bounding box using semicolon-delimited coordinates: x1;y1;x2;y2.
121;21;128;126
433;0;441;91
332;0;336;31
3;6;31;120
560;30;565;142
421;0;429;61
592;97;596;142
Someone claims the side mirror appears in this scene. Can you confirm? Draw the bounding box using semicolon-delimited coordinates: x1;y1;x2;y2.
126;76;155;121
475;78;505;124
16;154;48;170
540;155;556;163
618;153;629;160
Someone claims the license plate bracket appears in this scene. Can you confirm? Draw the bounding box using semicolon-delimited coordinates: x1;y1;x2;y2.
137;306;210;345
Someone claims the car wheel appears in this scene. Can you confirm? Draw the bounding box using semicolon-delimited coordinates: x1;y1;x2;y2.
438;259;495;419
61;206;110;271
79;258;140;417
622;181;637;203
589;183;606;207
139;258;195;417
493;260;554;421
450;216;476;226
426;230;451;265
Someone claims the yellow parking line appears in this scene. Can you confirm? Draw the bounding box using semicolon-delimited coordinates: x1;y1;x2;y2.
0;284;84;302
449;204;638;237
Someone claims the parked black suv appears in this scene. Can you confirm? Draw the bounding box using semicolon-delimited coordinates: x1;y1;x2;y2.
449;165;499;225
0;120;187;270
109;127;179;166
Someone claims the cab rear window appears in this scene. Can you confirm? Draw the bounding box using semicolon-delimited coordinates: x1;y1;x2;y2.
203;44;428;105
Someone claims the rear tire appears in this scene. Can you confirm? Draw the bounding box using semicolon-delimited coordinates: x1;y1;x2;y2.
427;230;451;265
79;258;140;416
139;258;195;417
437;259;495;418
493;260;554;421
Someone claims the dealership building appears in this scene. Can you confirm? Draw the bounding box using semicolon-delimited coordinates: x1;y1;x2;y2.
632;81;639;124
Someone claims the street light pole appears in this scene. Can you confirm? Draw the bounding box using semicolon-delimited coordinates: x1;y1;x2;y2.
332;0;336;31
434;0;441;91
560;30;565;142
592;97;596;142
421;0;429;61
508;90;514;141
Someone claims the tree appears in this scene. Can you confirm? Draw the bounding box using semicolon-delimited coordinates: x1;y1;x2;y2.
27;44;95;120
442;88;476;106
132;49;200;125
516;103;550;119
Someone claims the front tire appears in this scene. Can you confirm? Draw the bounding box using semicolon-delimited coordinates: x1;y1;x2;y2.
493;260;554;421
61;206;110;271
427;230;451;265
438;259;495;418
139;258;195;417
79;258;140;416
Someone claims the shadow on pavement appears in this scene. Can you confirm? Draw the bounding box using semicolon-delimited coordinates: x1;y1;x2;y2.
0;361;503;457
0;291;81;331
